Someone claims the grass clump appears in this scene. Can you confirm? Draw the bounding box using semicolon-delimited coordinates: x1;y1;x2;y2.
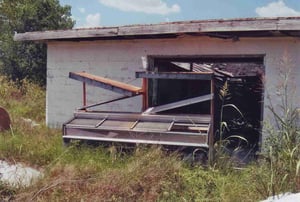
0;76;45;121
17;147;182;201
177;166;261;202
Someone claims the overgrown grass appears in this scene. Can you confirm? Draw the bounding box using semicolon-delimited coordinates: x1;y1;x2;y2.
0;75;299;201
254;55;300;198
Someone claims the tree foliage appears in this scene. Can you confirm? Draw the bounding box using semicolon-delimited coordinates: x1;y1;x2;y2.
0;0;74;86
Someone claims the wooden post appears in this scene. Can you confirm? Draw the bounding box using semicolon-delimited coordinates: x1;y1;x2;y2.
83;82;86;107
142;78;148;110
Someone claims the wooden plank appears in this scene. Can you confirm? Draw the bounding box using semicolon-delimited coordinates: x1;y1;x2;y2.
188;126;209;131
69;72;143;96
14;17;300;41
14;27;118;41
277;18;300;30
119;19;277;36
146;94;213;114
142;78;148;110
136;71;213;80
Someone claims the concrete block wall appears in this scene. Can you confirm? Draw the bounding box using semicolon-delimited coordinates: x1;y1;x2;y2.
46;36;300;133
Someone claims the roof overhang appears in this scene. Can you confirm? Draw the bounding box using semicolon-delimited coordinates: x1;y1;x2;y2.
14;17;300;42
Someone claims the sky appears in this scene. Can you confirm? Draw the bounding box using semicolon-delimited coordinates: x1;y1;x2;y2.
59;0;300;28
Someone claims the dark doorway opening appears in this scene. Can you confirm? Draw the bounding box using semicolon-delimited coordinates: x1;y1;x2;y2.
148;60;211;114
147;55;265;155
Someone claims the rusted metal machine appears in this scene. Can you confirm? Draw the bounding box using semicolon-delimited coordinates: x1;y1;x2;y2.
0;107;11;132
63;65;215;159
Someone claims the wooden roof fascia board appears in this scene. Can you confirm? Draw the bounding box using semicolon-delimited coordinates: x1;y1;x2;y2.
277;19;300;30
69;72;143;96
78;19;278;37
118;23;201;36
14;17;300;41
121;18;300;34
14;27;119;41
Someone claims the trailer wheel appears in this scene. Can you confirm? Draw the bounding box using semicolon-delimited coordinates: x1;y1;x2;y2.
63;138;71;147
192;148;208;165
183;148;208;165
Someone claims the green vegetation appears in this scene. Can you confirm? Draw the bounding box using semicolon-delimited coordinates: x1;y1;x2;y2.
0;75;299;201
0;0;74;86
255;56;300;198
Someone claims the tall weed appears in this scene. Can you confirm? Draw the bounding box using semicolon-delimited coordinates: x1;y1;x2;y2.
17;147;182;201
255;54;300;197
213;80;249;168
0;76;45;121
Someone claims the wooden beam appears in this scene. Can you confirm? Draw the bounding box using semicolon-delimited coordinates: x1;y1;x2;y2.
118;18;278;36
14;27;118;41
14;17;300;41
145;94;213;114
136;71;213;80
69;72;143;96
142;78;148;110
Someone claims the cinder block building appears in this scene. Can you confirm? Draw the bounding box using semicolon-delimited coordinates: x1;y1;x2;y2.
15;17;300;152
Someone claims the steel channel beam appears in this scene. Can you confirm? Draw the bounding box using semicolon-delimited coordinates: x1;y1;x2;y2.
72;111;211;124
63;135;209;147
136;71;213;80
64;124;209;136
146;94;213;114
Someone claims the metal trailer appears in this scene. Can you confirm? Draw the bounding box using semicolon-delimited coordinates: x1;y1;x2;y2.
63;67;215;160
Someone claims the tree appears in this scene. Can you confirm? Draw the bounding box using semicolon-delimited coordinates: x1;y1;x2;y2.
0;0;74;86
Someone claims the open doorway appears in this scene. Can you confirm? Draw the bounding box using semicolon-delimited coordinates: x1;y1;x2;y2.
146;55;265;154
147;60;211;114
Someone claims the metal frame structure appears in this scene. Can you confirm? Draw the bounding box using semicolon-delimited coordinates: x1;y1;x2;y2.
63;69;215;160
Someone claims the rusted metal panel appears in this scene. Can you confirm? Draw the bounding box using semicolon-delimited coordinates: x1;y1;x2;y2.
0;107;11;132
213;63;264;77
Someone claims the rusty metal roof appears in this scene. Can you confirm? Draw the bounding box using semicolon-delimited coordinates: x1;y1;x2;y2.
14;17;300;42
